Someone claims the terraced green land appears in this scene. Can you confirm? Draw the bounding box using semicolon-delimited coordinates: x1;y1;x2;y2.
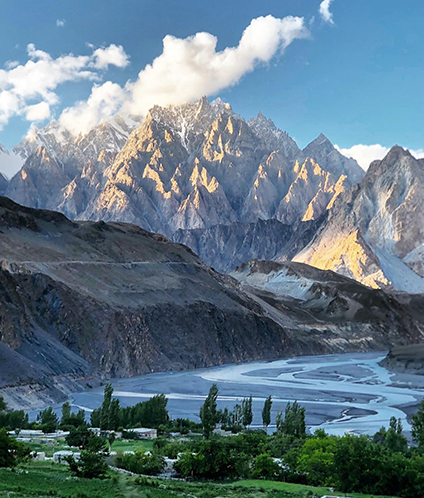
0;461;400;498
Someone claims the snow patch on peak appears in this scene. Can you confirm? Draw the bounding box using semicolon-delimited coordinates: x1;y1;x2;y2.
147;97;236;152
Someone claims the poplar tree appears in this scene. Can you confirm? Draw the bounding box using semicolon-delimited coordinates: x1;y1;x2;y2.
200;384;219;439
262;395;272;429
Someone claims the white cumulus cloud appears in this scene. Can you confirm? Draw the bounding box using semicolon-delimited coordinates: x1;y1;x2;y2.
0;43;130;130
92;44;130;70
319;0;334;25
336;143;424;170
59;82;127;135
56;19;65;28
123;15;309;116
0;14;309;137
25;101;51;121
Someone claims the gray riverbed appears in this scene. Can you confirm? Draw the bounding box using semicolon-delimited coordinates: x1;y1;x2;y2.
68;351;424;436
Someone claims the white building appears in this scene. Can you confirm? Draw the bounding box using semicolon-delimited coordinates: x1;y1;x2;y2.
129;428;157;439
53;451;80;463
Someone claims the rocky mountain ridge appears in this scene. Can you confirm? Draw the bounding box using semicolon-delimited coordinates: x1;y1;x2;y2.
1;97;363;240
232;259;424;352
293;146;424;292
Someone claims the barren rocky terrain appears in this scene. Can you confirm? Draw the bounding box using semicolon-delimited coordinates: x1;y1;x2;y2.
1;197;423;408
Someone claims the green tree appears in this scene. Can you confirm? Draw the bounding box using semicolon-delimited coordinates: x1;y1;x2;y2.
59;403;85;429
298;433;337;486
100;383;114;430
61;401;71;426
373;419;407;454
175;439;248;479
333;434;387;493
241;396;253;428
66;425;92;449
37;407;59;433
118;394;169;429
231;403;243;426
199;384;219;439
108;398;120;431
116;449;165;475
276;401;305;439
412;399;424;449
66;450;109;479
0;395;6;412
108;432;116;450
0;409;28;430
0;429;30;468
90;407;101;427
220;407;231;426
66;425;107;453
251;453;280;479
262;396;272;429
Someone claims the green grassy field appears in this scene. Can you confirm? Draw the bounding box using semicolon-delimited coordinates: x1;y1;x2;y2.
25;440;72;457
24;438;154;457
110;439;154;452
232;479;401;498
0;461;401;498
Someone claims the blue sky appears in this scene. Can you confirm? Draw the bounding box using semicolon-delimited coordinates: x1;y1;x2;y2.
0;0;423;168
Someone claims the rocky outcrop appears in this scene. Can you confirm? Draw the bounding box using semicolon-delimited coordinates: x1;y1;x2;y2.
293;146;424;292
173;219;293;273
232;259;424;351
380;344;424;374
0;197;290;399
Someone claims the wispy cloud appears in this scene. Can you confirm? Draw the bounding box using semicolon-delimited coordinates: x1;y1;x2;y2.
56;19;66;28
319;0;334;25
336;143;424;170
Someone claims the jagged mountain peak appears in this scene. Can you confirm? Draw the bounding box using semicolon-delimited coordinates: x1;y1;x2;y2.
366;145;420;179
247;111;300;160
303;132;333;153
302;132;364;185
145;96;236;152
382;144;414;163
210;96;232;113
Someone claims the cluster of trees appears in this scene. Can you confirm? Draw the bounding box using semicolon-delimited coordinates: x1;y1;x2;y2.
6;380;424;496
0;429;31;468
0;395;29;431
0;395;87;434
90;384;169;430
199;384;257;438
64;426;110;479
116;449;165;476
199;384;304;439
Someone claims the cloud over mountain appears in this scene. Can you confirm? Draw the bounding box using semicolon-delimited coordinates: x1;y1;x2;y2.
0;13;312;137
57;15;309;135
0;43;129;131
336;143;424;170
122;15;309;116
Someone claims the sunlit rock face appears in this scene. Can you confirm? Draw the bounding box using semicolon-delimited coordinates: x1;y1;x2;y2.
80;99;363;238
294;146;424;293
4;98;363;240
